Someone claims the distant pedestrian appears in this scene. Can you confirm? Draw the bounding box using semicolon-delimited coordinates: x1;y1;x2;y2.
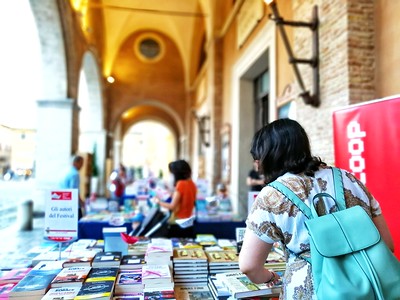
59;155;84;219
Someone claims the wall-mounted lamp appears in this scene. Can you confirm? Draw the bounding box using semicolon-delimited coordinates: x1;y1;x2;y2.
264;0;320;107
192;112;211;147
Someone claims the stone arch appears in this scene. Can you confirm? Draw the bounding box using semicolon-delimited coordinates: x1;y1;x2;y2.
78;50;107;195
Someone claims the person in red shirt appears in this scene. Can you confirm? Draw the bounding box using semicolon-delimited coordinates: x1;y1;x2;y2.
155;159;197;237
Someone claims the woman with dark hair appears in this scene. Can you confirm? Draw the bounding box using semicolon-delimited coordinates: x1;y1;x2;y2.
155;159;197;237
239;119;394;299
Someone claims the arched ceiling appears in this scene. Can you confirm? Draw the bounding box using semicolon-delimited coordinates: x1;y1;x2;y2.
70;0;213;88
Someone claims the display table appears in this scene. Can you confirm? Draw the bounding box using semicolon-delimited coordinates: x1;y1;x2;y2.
78;212;134;239
78;213;246;240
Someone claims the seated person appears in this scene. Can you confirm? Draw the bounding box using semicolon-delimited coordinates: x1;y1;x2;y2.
216;183;232;213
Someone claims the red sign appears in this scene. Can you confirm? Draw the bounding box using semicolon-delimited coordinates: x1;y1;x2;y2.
333;95;400;258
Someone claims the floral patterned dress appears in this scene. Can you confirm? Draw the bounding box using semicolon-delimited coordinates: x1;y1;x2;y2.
245;166;381;300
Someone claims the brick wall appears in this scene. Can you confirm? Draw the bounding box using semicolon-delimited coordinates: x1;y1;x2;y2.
292;0;375;165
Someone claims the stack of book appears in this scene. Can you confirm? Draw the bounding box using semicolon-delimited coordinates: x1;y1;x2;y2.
170;237;202;249
114;268;143;295
145;238;173;265
8;261;64;300
41;286;81;300
127;237;151;256
172;248;208;286
141;264;174;294
207;275;231;300
50;266;92;287
0;267;32;299
205;250;240;275
215;270;283;299
195;234;218;248
74;267;119;300
174;284;214;300
119;254;146;270
92;251;122;268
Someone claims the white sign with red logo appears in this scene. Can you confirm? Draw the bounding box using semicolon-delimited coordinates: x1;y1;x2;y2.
44;189;78;242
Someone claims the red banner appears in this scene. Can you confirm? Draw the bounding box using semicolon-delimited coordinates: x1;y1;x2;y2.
333;95;400;259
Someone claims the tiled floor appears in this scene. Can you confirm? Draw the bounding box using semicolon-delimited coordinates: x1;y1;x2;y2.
0;198;109;270
0;216;46;269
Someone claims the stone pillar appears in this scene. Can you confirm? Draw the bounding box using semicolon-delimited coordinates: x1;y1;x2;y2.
34;98;77;212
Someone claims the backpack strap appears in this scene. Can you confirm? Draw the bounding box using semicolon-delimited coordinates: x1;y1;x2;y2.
268;181;312;219
332;167;346;210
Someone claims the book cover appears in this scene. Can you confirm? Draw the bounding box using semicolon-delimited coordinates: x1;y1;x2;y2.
172;249;207;263
170;238;202;249
62;249;100;267
141;264;172;286
92;252;122;267
174;284;214;300
86;267;119;282
9;261;64;297
0;282;17;298
143;289;175;300
41;286;81;300
50;266;92;287
206;250;239;266
112;292;144;300
215;271;283;299
74;280;115;300
9;274;56;296
115;269;143;294
194;234;217;247
0;268;32;283
120;255;146;270
207;275;231;299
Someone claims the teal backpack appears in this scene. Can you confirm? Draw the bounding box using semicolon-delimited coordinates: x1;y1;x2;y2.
269;167;400;300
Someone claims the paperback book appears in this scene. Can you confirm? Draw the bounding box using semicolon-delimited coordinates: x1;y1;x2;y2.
112;292;144;300
0;268;32;284
8;261;64;297
74;280;115;300
172;249;207;264
141;264;172;287
119;255;146;270
86;267;119;282
41;286;81;300
62;249;100;267
215;270;283;299
0;282;17;299
114;269;143;294
174;284;214;300
50;266;91;287
92;252;122;268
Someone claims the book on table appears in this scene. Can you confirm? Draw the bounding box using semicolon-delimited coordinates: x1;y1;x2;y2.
8;261;64;298
41;286;81;300
143;288;175;300
207;275;231;300
0;282;18;298
172;248;207;264
114;269;143;295
0;268;32;284
119;254;146;270
50;266;92;287
74;280;115;300
92;252;122;268
145;238;173;264
62;249;100;268
112;292;144;300
141;264;172;287
86;267;119;282
215;270;283;299
174;284;214;300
